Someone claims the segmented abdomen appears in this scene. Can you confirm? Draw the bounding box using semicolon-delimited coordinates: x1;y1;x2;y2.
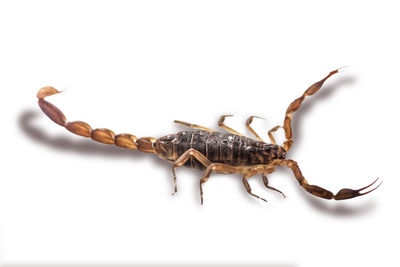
155;130;282;169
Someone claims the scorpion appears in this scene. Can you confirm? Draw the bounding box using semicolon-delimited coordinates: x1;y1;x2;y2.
37;68;381;204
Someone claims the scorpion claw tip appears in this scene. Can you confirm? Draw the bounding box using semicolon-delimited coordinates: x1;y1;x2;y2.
334;177;382;200
359;177;382;196
338;66;350;72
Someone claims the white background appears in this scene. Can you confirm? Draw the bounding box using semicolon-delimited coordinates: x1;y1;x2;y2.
1;1;399;267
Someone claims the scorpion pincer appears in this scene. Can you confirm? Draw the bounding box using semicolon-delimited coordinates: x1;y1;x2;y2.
37;68;382;204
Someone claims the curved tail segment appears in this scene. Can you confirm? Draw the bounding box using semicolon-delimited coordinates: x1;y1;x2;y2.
282;69;342;151
37;86;156;153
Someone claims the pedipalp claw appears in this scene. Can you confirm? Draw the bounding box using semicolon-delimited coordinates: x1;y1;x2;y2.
334;177;382;200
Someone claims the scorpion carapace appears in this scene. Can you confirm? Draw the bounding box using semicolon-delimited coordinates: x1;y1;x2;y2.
37;69;382;204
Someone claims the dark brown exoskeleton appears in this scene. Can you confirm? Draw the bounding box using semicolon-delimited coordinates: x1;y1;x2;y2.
37;69;381;204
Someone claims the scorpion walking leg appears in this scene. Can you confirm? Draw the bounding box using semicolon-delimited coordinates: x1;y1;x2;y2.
262;174;286;198
282;68;343;151
173;120;215;132
200;163;238;204
281;159;382;200
218;115;246;136
245;116;264;141
267;125;282;145
242;173;268;203
172;149;212;195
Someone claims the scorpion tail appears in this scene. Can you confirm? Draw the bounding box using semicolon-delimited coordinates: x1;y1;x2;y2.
37;86;156;153
282;68;344;151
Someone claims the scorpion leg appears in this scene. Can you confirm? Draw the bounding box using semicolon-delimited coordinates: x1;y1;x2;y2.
245;116;264;141
172;149;212;195
262;174;286;198
281;159;382;200
218;115;245;136
173;120;215;132
282;68;343;151
247;118;282;144
200;163;238;204
242;174;268;203
267;125;282;145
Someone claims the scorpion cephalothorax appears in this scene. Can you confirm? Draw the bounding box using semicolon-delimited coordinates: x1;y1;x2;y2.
37;69;381;204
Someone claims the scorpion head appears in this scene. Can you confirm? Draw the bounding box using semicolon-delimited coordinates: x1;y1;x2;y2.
276;145;287;159
257;144;286;163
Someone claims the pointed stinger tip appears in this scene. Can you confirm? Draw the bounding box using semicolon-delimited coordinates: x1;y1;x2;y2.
37;86;62;99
